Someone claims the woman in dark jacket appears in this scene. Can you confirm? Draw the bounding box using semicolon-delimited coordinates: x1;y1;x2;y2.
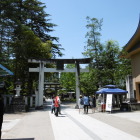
91;95;96;113
0;95;4;139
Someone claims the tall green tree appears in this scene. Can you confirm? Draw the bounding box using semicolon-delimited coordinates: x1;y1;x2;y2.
81;17;132;94
100;40;132;88
83;16;103;63
101;40;121;85
83;16;103;88
115;50;132;88
11;25;53;94
0;0;63;63
0;0;63;94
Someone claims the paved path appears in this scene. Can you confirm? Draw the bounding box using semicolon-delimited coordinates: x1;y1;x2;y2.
1;100;140;140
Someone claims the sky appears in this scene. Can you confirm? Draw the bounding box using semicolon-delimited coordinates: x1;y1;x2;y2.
40;0;140;59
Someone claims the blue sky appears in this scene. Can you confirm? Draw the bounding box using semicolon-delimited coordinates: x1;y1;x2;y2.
40;0;140;59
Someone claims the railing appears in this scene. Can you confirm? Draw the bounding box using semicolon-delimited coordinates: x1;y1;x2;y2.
2;94;36;112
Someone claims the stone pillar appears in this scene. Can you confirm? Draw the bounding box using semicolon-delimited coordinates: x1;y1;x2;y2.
30;96;33;107
116;95;120;107
25;96;28;105
35;89;39;107
38;62;44;106
9;96;12;104
126;75;134;98
4;96;7;107
75;61;80;108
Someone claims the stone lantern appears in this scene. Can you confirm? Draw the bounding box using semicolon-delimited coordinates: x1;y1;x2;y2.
15;79;22;97
12;79;25;112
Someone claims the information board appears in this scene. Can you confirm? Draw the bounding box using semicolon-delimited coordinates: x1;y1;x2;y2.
106;94;112;111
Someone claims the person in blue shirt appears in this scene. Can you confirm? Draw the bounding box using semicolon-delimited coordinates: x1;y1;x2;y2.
83;94;89;114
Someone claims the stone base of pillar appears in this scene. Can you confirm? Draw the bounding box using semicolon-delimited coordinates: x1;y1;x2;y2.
35;105;44;110
75;104;79;109
12;96;26;112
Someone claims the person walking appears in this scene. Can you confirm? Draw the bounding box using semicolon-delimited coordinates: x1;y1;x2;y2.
91;95;96;113
51;96;55;114
78;95;83;114
83;94;89;114
0;94;4;140
54;95;60;117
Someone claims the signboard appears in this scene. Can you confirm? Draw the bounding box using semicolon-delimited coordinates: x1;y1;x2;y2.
106;94;113;111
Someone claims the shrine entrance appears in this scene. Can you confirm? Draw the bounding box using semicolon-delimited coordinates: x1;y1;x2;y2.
28;58;90;108
44;82;61;97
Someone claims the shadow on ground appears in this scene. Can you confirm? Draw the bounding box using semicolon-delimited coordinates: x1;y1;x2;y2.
2;138;34;140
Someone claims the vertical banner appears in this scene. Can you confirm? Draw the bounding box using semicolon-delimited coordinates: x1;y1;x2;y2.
106;94;113;111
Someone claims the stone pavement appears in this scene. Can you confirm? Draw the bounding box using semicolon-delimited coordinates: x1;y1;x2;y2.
1;100;140;140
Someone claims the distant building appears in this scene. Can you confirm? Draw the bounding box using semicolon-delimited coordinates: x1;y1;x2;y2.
124;19;140;102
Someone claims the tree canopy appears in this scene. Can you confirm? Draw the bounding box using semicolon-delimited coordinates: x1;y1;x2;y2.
80;17;132;94
0;0;63;94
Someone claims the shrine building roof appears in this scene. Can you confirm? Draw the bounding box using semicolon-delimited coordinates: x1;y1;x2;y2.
124;18;140;58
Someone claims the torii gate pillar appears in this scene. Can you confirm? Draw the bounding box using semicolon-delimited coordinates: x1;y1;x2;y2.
75;61;80;108
38;62;44;106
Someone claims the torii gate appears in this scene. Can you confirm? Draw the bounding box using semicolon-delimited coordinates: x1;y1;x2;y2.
28;58;90;108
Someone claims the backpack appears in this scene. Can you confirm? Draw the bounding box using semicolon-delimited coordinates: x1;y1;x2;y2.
80;98;84;105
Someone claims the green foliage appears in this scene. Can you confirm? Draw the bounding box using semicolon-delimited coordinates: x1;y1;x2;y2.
0;0;63;95
83;16;103;61
100;40;120;85
60;64;76;91
81;17;132;94
57;89;67;95
13;25;53;59
80;69;98;95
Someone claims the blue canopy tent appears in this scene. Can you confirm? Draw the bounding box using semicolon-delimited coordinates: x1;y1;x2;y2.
0;64;14;76
96;85;128;112
96;87;128;94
